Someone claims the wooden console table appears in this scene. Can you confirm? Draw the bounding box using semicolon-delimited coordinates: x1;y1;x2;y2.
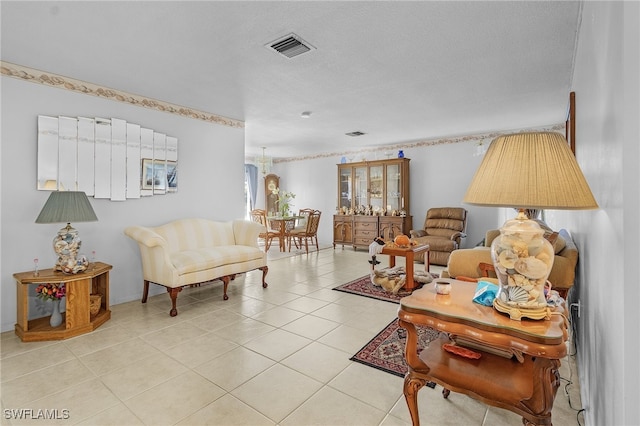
398;280;568;426
13;262;112;342
381;243;430;291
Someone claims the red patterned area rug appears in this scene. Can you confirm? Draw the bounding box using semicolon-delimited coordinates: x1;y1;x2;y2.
350;318;441;378
332;274;437;304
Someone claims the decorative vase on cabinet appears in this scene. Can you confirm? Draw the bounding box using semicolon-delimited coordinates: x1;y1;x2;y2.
49;299;62;327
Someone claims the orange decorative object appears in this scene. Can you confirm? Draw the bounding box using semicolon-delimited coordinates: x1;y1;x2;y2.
394;234;410;247
442;343;482;359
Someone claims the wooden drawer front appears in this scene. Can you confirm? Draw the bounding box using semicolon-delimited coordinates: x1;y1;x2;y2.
354;237;375;246
354;219;377;231
355;229;377;238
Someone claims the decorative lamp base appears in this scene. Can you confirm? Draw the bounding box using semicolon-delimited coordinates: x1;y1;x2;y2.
53;223;88;274
493;298;551;321
491;210;554;321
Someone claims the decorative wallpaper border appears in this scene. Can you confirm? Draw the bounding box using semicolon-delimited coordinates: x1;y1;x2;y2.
0;61;244;129
273;123;566;164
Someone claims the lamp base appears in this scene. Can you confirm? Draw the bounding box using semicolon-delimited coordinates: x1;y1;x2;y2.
53;223;88;274
493;298;551;321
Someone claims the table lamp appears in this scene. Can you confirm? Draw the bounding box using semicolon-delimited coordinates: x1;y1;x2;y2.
463;132;598;320
35;191;98;274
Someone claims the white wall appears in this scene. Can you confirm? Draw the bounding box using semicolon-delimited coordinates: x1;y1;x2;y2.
1;77;246;332
545;2;639;425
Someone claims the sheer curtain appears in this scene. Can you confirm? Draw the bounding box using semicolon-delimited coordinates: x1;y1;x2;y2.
245;164;258;211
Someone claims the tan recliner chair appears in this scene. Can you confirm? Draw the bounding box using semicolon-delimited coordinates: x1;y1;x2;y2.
410;207;467;266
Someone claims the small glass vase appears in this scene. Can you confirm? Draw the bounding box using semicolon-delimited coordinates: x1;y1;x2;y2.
49;299;63;328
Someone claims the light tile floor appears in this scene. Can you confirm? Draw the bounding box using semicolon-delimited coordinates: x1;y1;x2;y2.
1;248;583;425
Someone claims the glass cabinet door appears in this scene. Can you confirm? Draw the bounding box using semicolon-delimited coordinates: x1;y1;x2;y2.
339;168;352;209
369;165;383;210
386;163;401;211
354;166;368;208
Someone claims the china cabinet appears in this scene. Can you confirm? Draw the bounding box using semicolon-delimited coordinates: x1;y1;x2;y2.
333;158;412;250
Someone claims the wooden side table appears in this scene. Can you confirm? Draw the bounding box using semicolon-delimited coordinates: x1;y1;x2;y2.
380;243;430;290
13;262;112;342
398;280;568;426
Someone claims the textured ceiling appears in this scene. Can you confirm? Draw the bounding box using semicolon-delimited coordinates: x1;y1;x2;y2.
1;1;581;158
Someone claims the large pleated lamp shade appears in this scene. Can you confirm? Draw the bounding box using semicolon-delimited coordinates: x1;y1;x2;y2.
36;191;98;273
463;132;598;210
463;132;597;320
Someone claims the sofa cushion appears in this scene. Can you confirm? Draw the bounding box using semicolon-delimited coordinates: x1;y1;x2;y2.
171;245;263;275
155;219;236;251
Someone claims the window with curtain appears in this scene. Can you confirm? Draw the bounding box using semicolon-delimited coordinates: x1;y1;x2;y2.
244;164;258;217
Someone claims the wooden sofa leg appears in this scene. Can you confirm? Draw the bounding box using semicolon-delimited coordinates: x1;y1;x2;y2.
222;276;230;300
142;280;150;303
167;287;182;317
260;266;269;288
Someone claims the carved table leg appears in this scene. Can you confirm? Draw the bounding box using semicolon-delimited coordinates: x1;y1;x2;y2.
398;319;430;425
404;373;426;426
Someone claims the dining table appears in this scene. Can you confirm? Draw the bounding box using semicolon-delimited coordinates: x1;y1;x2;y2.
267;215;303;252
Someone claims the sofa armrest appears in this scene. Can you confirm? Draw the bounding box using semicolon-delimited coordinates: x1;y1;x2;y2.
410;229;427;238
124;226;168;249
445;248;495;280
124;226;177;285
232;220;262;248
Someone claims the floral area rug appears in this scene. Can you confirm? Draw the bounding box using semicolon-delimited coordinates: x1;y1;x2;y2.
350;318;441;378
332;273;438;303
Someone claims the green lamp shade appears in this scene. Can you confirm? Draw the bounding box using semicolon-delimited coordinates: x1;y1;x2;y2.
35;191;98;224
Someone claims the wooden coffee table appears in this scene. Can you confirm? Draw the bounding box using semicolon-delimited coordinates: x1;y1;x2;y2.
380;243;429;291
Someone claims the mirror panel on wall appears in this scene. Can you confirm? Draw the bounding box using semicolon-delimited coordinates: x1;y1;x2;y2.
140;128;154;197
58;116;78;191
126;123;141;199
94;118;111;199
36;116;59;190
110;118;127;201
37;115;178;199
77;117;95;196
153;132;166;195
166;136;178;193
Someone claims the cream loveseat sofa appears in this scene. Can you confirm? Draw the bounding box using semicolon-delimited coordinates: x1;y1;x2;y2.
125;218;268;316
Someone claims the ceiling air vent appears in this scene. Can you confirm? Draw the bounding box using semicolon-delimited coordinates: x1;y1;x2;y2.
267;33;315;58
346;131;366;137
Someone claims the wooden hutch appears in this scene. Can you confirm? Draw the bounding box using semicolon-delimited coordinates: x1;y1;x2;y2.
333;157;412;250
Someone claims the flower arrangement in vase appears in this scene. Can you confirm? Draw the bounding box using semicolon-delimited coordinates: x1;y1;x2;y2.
271;188;296;217
35;283;66;301
35;283;65;327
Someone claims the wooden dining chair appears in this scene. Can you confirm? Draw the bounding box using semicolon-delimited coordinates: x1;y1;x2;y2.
250;209;278;252
288;209;321;253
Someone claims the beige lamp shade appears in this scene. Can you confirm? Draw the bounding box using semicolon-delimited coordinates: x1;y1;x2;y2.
463;132;598;210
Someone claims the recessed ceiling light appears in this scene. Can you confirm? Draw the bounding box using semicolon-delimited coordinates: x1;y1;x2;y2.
301;111;312;118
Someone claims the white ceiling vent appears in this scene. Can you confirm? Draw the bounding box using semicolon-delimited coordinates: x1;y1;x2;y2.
267;33;315;58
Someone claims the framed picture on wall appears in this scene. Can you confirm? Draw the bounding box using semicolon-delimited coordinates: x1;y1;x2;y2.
166;160;178;192
142;158;167;191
